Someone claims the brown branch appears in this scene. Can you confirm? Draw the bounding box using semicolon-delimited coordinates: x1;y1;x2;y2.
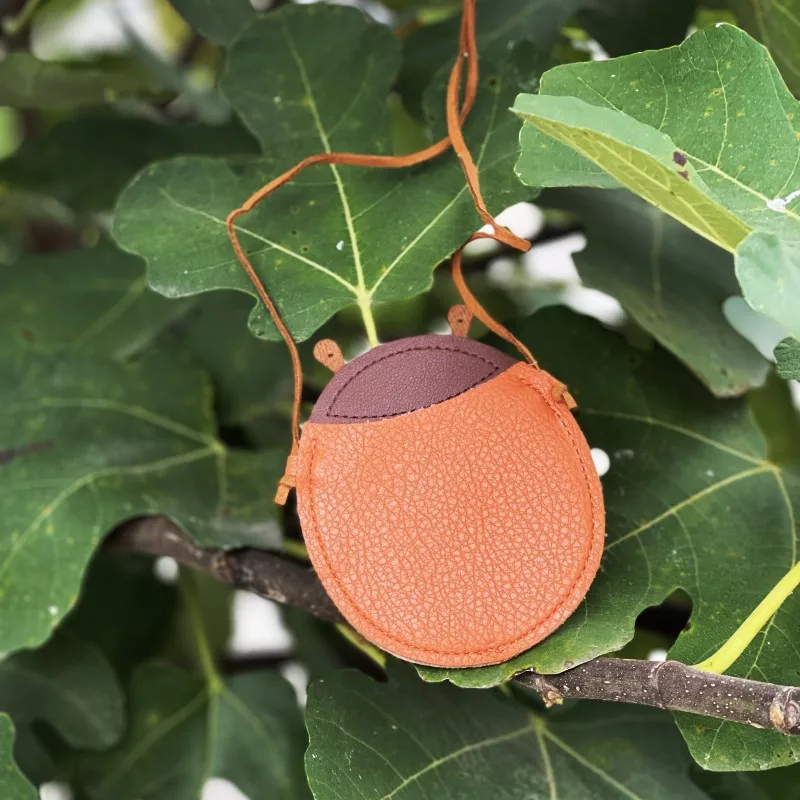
516;659;800;735
106;516;343;624
108;515;800;735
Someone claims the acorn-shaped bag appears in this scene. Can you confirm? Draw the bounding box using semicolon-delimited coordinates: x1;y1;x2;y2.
225;0;605;669
286;301;604;668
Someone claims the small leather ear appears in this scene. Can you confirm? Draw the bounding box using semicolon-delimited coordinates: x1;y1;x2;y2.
448;304;473;337
314;339;345;373
551;380;577;411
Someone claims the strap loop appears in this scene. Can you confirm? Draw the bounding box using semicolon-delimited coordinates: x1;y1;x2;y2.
226;0;536;502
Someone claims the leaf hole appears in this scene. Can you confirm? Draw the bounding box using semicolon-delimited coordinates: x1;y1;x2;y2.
615;589;693;658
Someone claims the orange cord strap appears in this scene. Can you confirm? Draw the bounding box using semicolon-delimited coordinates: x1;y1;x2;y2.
225;0;537;501
226;0;478;450
451;237;537;366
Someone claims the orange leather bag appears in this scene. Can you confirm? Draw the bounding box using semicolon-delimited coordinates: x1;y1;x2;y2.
297;331;604;667
226;0;605;668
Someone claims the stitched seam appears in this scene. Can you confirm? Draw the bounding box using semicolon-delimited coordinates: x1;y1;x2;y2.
326;343;508;419
327;367;498;420
303;365;604;659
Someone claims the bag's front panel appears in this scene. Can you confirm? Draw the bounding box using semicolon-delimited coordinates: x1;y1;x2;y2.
297;362;604;667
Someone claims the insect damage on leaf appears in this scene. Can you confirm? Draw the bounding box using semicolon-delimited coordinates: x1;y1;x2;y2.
672;153;690;181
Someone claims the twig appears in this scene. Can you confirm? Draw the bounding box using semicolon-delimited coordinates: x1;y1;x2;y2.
106;516;343;624
516;660;800;735
107;515;800;735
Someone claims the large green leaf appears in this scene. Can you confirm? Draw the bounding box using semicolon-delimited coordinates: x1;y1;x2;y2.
0;716;36;800
169;0;255;46
0;351;282;655
0;632;124;750
730;0;800;95
306;665;706;799
0;243;190;359
113;4;533;343
0;113;258;213
419;308;800;770
513;24;800;353
545;187;768;395
775;337;800;379
0;54;159;109
79;662;308;799
513;25;800;255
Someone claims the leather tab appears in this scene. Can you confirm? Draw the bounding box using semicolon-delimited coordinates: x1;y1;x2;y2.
274;476;296;505
552;381;577;411
314;339;345;373
447;304;473;337
274;454;299;505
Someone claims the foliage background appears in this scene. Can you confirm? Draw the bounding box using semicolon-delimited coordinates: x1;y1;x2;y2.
0;0;799;798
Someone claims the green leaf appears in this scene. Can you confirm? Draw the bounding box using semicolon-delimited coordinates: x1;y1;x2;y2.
736;231;800;339
419;308;800;770
578;0;696;56
546;187;768;395
0;632;124;750
0;716;37;800
113;4;533;343
0;113;258;212
514;25;800;351
306;665;706;799
730;0;800;96
0;242;191;359
775;337;800;380
513;25;800;256
169;0;255;46
0;54;159;109
152;291;293;447
79;662;308;799
0;352;282;656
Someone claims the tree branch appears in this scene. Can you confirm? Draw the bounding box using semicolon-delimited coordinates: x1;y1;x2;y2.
108;515;800;735
516;659;800;735
106;516;343;624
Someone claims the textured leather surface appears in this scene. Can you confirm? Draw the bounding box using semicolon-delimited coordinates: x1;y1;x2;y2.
296;361;605;667
309;334;517;423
